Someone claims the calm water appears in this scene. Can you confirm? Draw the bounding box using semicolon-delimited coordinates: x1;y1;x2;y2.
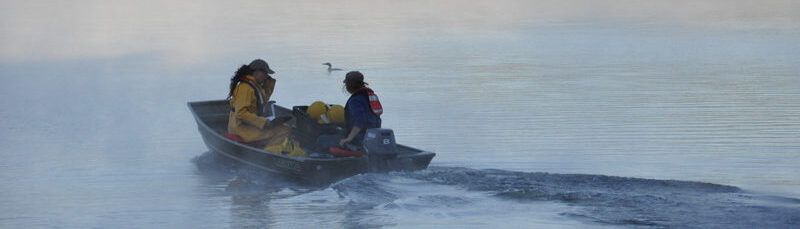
1;0;799;228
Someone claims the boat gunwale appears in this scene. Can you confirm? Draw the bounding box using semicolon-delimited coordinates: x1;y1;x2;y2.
188;100;370;163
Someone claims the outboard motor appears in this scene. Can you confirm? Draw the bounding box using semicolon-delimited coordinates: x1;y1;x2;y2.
362;128;396;172
362;128;397;156
362;128;412;172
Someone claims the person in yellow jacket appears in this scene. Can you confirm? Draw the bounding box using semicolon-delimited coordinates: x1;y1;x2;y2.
227;59;307;157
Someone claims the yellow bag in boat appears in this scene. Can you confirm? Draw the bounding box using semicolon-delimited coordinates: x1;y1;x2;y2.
317;114;330;124
263;137;308;157
263;137;291;153
307;101;328;123
326;105;345;124
287;140;308;157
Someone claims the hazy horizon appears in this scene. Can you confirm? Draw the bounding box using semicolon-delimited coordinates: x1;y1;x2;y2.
1;0;796;64
1;0;798;228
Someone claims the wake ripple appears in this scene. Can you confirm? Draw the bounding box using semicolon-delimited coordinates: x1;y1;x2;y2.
194;153;799;228
333;166;800;228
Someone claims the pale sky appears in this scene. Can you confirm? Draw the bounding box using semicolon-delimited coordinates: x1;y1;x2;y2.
0;0;796;63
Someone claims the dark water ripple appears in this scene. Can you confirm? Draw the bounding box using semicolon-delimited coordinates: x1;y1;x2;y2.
195;152;799;228
394;166;800;228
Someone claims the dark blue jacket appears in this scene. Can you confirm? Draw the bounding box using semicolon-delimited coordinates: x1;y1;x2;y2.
345;89;381;144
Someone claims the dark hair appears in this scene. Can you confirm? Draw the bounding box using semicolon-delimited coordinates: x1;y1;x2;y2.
228;65;253;99
345;71;368;93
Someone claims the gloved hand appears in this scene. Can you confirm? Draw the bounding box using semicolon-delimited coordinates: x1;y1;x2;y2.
267;116;292;127
338;137;352;147
263;116;292;129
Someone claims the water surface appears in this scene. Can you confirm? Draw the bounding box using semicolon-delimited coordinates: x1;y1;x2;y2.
1;0;799;228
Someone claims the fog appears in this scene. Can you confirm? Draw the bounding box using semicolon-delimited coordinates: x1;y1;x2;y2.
1;0;796;64
1;0;798;227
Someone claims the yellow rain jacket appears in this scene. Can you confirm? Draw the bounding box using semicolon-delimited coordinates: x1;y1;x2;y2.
227;76;280;142
227;76;307;157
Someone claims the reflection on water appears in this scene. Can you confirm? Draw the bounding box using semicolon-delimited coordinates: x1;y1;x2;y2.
1;0;799;228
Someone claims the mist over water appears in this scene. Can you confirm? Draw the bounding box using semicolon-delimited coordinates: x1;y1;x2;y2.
1;0;799;228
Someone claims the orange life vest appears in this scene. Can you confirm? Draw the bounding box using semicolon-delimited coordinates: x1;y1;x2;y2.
352;87;383;116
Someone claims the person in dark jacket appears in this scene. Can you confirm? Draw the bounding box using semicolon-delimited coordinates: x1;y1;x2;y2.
314;71;382;152
339;71;382;147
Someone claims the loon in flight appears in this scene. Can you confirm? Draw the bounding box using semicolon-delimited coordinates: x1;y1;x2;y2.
323;62;342;72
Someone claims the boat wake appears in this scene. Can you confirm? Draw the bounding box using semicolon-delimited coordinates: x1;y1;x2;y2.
193;152;800;228
397;167;800;228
